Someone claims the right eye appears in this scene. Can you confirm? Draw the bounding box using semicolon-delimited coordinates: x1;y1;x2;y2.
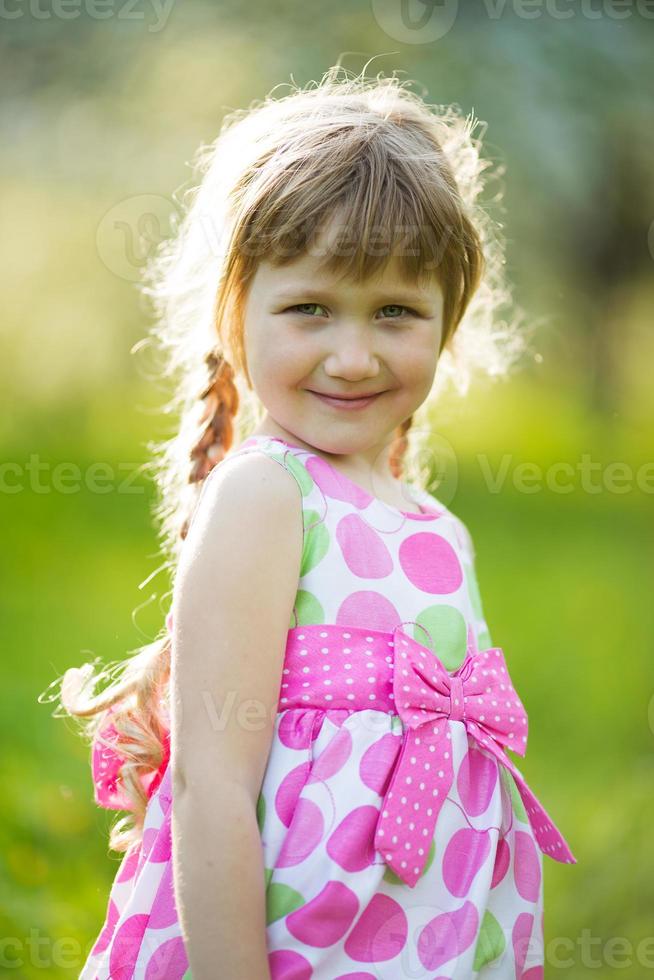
287;303;327;316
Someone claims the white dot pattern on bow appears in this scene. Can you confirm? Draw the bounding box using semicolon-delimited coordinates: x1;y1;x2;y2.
280;622;576;886
281;625;399;713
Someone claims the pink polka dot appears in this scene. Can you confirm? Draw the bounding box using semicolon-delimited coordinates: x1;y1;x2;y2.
91;899;119;956
269;949;313;980
148;810;172;864
157;765;172;807
336;592;401;632
279;709;325;750
326;806;379;872
144;936;188;979
344;894;408;963
308;727;353;783
336;514;393;578
514;831;541;902
491;838;511;889
149;861;177;929
116;846;140;883
275;762;312;827
417;900;478;971
276;798;324;867
306;456;373;508
456;747;498;816
109;914;148;980
399;533;463;594
442;828;491;897
359;733;401;796
512;912;535;977
325;709;349;729
522;969;544;980
144;811;172;863
287;881;359;947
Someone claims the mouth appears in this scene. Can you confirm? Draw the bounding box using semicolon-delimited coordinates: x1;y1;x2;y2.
307;391;385;410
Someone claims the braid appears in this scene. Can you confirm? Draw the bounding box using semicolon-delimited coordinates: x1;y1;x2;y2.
388;415;413;480
181;348;240;540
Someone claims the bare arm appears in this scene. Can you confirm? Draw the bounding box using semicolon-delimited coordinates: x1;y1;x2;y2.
169;453;303;980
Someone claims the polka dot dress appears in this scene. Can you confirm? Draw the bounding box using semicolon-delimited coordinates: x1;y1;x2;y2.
80;434;572;979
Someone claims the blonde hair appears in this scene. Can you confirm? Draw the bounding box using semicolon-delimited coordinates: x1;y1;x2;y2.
42;66;529;852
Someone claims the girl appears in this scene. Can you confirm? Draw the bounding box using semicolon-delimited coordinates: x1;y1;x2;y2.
53;67;576;979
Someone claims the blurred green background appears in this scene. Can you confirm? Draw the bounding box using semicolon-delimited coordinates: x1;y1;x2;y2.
1;3;653;977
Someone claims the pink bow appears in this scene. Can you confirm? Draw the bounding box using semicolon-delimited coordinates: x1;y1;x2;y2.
374;625;576;887
92;613;174;809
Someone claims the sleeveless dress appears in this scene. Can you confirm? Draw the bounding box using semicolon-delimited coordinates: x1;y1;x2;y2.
79;433;576;980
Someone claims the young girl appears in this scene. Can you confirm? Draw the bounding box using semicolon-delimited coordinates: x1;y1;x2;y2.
54;67;576;979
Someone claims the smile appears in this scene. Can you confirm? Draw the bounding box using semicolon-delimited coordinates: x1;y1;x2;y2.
308;391;383;410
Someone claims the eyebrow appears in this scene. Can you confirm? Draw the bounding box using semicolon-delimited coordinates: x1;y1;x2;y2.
272;285;436;305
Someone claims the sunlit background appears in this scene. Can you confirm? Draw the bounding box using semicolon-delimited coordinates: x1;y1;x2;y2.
2;3;653;976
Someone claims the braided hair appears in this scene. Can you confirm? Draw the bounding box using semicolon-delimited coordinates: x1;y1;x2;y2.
181;349;240;539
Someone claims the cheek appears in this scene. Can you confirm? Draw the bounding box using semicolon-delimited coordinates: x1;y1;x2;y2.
247;324;312;390
394;343;438;392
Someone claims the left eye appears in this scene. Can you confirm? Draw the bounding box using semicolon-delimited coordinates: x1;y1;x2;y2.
379;305;413;318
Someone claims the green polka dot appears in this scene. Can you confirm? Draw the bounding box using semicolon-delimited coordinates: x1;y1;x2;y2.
383;837;436;885
500;766;528;822
464;562;484;622
266;882;306;924
182;969;193;979
256;790;266;832
280;452;315;496
264;866;273;889
300;509;330;575
292;589;325;628
415;605;468;671
473;909;506;970
478;624;493;648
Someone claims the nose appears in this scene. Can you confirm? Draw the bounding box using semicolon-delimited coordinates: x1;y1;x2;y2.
322;322;381;380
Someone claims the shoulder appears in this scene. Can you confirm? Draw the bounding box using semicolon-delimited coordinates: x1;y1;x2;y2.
211;448;303;510
179;450;304;572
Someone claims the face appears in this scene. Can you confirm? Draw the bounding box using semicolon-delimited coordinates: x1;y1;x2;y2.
242;220;444;482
